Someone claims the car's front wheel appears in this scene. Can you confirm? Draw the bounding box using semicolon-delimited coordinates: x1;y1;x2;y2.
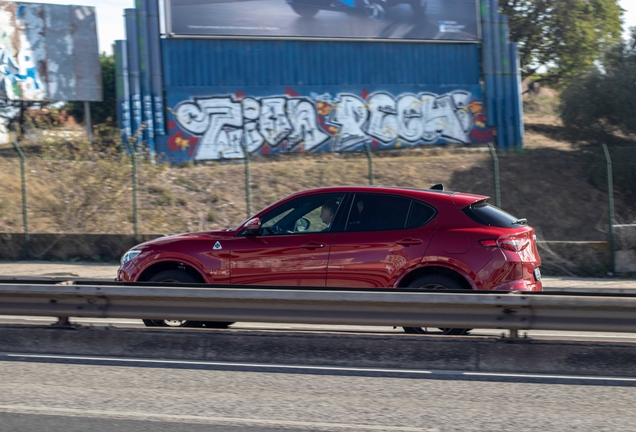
402;274;472;336
141;270;231;329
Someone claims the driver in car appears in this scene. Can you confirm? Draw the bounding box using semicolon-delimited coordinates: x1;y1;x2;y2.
320;199;338;231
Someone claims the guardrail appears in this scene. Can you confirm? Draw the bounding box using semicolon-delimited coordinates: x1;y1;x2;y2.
1;281;636;337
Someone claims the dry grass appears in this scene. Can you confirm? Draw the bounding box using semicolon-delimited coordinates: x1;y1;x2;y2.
1;113;635;242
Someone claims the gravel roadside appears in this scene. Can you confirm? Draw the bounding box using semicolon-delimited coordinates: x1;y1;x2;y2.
0;261;635;290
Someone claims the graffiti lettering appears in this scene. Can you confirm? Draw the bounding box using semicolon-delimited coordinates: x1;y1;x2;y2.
170;90;481;160
287;99;330;150
366;93;398;143
175;95;329;160
328;95;368;151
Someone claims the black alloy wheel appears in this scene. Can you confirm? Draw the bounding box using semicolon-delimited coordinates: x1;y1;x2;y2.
290;4;319;17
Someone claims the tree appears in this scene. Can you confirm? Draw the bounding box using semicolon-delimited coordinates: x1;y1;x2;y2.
66;53;116;126
501;0;623;86
560;28;636;136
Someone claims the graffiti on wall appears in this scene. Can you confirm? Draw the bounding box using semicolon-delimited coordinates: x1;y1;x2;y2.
0;2;101;102
167;90;491;160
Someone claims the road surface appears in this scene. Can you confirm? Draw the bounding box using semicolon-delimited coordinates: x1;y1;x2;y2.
1;354;636;431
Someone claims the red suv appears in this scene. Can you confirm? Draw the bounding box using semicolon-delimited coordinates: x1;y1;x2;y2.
117;185;542;334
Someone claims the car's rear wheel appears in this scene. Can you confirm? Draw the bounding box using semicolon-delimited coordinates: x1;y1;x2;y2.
402;274;472;336
290;4;319;17
142;270;204;328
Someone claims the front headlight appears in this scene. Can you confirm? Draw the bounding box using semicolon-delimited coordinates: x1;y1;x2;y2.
120;249;141;265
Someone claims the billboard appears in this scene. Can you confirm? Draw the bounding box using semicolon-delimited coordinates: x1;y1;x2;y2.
166;0;480;42
0;1;101;101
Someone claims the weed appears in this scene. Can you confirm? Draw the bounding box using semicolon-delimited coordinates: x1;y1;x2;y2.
176;196;188;207
174;176;200;192
148;185;175;206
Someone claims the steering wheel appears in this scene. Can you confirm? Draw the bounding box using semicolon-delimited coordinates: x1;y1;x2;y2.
263;225;289;235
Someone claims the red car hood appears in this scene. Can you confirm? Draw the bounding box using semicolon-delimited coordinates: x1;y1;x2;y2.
136;230;237;248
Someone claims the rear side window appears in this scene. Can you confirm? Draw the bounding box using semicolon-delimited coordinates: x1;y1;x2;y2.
463;202;527;228
406;201;436;228
347;194;411;232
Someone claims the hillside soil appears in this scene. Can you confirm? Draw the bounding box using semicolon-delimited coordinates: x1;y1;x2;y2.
0;112;634;254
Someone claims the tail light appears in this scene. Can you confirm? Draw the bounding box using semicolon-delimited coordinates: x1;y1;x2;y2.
480;233;530;252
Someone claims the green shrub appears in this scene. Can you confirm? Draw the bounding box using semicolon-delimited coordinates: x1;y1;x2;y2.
560;32;636;138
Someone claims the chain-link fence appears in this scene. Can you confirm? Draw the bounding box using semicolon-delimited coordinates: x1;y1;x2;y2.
1;131;635;274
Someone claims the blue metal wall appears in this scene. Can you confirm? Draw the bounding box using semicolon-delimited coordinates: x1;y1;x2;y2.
158;39;490;163
161;39;481;87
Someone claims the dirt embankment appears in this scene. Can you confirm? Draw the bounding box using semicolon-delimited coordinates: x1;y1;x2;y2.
0;114;634;244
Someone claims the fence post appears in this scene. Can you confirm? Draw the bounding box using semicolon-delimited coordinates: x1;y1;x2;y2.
602;143;615;274
84;100;93;149
125;139;139;242
240;142;252;218
11;137;29;258
365;143;374;186
488;143;501;207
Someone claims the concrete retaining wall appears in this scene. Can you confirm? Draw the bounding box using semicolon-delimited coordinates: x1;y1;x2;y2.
2;325;636;377
0;233;162;261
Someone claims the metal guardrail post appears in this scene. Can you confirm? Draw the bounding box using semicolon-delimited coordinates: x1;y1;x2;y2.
125;139;139;242
365;143;374;186
602;143;615;274
11;138;29;258
488;142;501;207
240;141;252;218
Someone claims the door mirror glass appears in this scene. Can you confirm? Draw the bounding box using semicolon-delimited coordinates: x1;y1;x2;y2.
244;217;262;235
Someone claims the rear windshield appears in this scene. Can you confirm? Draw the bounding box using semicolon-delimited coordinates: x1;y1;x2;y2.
463;202;527;228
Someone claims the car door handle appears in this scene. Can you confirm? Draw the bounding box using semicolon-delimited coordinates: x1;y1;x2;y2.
300;242;326;250
396;238;423;246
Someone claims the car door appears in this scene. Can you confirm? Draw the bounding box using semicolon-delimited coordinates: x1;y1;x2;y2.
231;192;346;286
327;193;437;288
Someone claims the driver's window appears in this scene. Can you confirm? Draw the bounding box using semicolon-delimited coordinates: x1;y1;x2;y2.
262;208;294;230
259;193;345;236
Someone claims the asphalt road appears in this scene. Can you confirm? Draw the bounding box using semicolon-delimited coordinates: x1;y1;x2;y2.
2;354;636;431
169;0;479;41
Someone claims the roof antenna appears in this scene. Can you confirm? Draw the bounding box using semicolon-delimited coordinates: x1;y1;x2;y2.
430;184;444;191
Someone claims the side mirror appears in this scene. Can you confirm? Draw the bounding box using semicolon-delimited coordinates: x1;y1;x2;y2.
244;217;262;235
